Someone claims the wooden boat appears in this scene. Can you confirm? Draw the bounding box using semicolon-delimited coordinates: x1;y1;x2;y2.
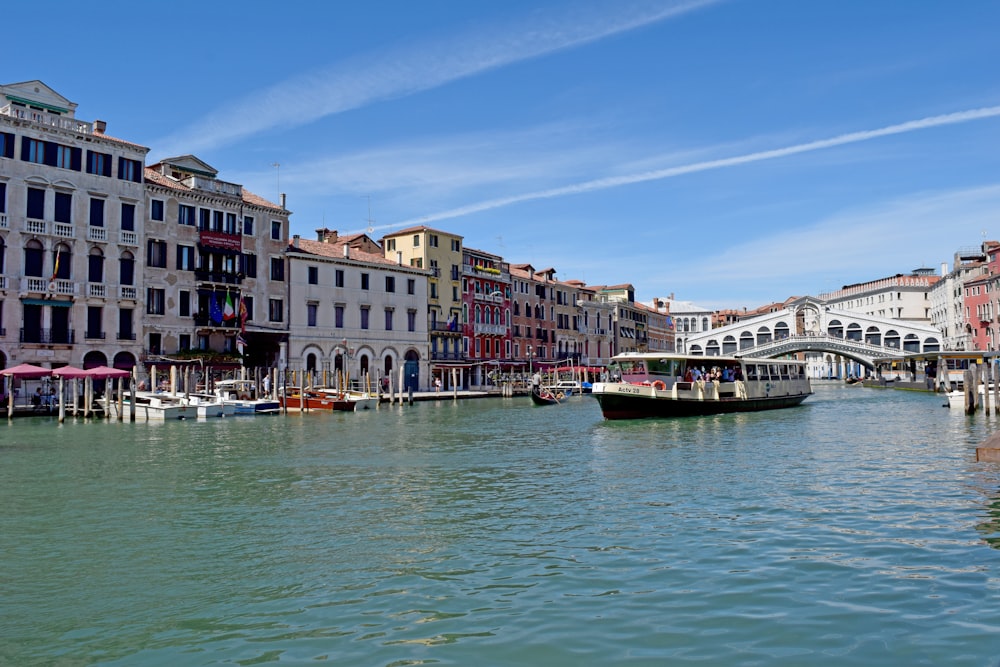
530;386;562;405
591;353;812;420
278;388;354;411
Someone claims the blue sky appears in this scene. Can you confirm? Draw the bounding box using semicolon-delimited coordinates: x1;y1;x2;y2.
7;0;1000;308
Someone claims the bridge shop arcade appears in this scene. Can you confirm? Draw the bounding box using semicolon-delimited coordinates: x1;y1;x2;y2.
870;350;1000;393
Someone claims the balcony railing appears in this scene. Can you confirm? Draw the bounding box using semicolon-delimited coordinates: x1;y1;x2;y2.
88;283;106;298
54;222;74;238
120;230;138;246
120;286;137;300
87;226;107;242
85;331;106;340
474;323;508;336
20;328;76;345
195;270;242;285
25;218;47;235
431;352;466;361
117;332;137;341
0;213;7;229
0;276;6;289
430;322;462;333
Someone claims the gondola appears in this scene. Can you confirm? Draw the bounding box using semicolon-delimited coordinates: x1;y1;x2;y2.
530;386;562;406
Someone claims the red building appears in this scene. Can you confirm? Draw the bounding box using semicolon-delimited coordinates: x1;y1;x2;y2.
964;243;1000;350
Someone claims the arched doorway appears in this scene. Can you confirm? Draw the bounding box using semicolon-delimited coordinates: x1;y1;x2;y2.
113;351;136;370
83;351;108;369
404;350;420;390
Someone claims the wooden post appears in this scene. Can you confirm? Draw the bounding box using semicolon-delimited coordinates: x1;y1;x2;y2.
57;376;65;423
398;366;405;406
6;376;13;420
117;377;124;421
965;368;977;415
985;363;993;416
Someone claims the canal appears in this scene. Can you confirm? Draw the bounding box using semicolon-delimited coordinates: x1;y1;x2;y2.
2;382;999;666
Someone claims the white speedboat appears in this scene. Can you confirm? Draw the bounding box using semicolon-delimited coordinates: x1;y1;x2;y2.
110;391;193;420
214;380;281;415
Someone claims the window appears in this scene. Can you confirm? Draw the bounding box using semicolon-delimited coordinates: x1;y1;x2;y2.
242;253;257;278
242;296;254;322
54;192;72;224
335;305;344;328
308;266;318;285
270;257;285;281
147;240;167;268
151;199;164;221
23;138;45;164
243;215;254;235
119;253;135;285
86;151;112;177
121;203;135;231
86;306;103;339
360;306;370;329
430;283;438;299
269;298;284;322
335;269;344;287
147;288;165;315
451;239;460;252
56;145;76;170
178;204;195;226
361;273;369;290
88;251;104;282
307;303;318;327
213;210;224;232
0;182;5;213
413;235;420;247
408;309;417;332
89;198;104;227
119;308;134;340
199;208;211;231
408;278;415;295
176;245;196;271
118;158;142;183
271;220;281;240
27;187;45;220
429;234;438;247
385;309;393;330
179;334;191;351
225;212;237;234
179;290;191;317
0;132;13;159
385;276;395;292
386;239;396;251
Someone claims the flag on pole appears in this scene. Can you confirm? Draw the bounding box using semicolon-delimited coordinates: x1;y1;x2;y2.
665;315;674;329
223;291;236;321
236;333;247;354
238;295;248;331
50;248;61;281
210;292;224;324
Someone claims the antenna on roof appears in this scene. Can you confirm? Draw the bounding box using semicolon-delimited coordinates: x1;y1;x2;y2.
365;195;375;234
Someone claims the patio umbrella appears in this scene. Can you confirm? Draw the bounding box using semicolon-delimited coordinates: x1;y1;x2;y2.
1;363;51;378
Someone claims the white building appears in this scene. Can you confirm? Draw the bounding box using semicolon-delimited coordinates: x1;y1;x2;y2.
286;229;431;391
818;269;939;323
928;244;996;350
0;80;149;371
653;297;713;354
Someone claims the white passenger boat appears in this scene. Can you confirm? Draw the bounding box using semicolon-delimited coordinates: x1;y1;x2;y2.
167;391;235;418
214;380;281;415
591;353;812;420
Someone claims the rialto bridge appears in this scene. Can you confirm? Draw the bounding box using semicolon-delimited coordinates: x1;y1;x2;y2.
681;297;943;377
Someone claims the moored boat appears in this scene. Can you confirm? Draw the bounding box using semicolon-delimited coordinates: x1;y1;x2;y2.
110;391;193;420
591;353;812;420
530;386;562;405
214;379;281;415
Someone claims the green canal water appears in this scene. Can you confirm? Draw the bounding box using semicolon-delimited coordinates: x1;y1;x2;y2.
3;383;1000;666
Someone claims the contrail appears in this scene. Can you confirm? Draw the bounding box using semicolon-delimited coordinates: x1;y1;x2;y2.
376;105;1000;232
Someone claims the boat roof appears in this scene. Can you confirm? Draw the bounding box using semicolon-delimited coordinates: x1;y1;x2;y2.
872;350;1000;364
610;352;799;364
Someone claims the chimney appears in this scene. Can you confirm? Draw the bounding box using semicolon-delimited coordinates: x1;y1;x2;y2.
280;193;286;209
292;234;300;249
941;261;948;276
316;228;338;243
93;119;106;134
343;244;350;259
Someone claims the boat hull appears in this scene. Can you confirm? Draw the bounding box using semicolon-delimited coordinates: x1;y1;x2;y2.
593;390;809;419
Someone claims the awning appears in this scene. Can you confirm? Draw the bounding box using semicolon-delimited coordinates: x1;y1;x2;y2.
21;298;73;307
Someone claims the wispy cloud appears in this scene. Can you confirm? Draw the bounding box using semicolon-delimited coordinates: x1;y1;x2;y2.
380;105;1000;232
152;0;719;157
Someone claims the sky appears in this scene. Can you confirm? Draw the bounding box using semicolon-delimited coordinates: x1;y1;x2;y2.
6;0;1000;309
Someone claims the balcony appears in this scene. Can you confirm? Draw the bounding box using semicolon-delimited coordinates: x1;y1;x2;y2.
87;226;107;242
88;283;107;298
194;315;241;329
474;292;504;303
194;269;243;285
85;330;106;340
25;218;47;235
474;323;508;336
117;332;137;341
120;230;138;246
54;222;74;238
0;276;6;289
20;328;76;345
120;286;137;300
1;104;94;133
0;213;7;229
431;352;466;361
430;322;462;334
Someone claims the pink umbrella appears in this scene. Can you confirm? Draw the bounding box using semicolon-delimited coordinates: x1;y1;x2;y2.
1;363;51;378
87;366;132;379
51;366;90;379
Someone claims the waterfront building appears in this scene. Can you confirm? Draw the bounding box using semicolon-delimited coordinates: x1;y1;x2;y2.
929;242;997;350
959;241;1000;351
287;229;430;390
462;246;511;386
592;284;647;355
818;269;940;324
381;226;464;388
574;283;615;367
642;298;677;353
142;156;289;370
653;297;713;354
0;80;149;371
509;263;547;369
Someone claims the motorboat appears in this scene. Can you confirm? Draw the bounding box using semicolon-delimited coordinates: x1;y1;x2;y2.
591;353;812;420
214;379;281;415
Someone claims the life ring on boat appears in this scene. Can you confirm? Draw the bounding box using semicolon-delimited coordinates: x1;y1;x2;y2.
652;380;666;391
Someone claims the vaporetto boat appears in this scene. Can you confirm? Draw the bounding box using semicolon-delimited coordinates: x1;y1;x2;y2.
591;352;812;420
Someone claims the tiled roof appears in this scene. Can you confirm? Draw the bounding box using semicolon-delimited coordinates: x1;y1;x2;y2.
143;167;284;211
291;237;404;268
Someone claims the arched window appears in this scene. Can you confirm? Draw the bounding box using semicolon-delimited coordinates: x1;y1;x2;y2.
827;320;844;338
24;239;44;277
845;323;862;341
119;250;135;286
740;331;754;349
774;321;790;339
52;242;71;280
706;340;721;356
723;335;737;354
89;247;105;283
884;330;900;349
865;326;881;346
923;337;940;353
306;353;317;372
756;327;772;345
903;334;920;352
